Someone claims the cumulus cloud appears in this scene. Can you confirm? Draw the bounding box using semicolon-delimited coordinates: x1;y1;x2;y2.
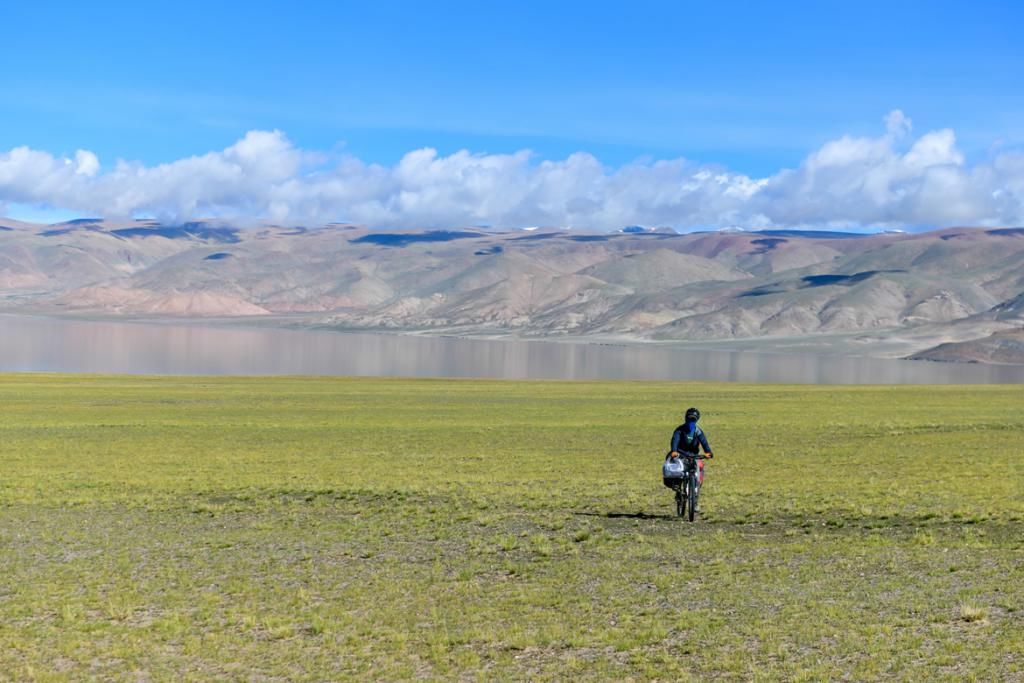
74;150;100;177
1;112;1022;230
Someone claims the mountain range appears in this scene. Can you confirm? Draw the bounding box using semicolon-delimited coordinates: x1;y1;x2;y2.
2;218;1023;364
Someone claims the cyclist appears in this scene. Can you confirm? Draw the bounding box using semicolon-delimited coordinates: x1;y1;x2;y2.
667;407;714;490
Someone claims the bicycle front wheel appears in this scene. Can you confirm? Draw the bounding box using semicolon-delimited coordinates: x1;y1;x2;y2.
687;474;697;522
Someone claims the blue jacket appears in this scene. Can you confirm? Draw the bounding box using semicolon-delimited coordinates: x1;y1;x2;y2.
670;421;711;455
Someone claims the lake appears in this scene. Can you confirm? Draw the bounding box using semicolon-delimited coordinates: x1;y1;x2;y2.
1;314;1022;383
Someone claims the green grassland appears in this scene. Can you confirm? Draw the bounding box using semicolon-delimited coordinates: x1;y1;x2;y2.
1;375;1022;681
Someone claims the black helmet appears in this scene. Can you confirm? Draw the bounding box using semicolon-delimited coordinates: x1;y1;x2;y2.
685;407;700;422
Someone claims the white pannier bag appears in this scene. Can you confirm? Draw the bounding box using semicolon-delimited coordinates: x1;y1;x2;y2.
662;458;685;479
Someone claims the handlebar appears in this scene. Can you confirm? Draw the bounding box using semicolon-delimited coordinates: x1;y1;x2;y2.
669;452;712;460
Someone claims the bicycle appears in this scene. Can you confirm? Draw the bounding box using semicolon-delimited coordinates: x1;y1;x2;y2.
663;453;710;521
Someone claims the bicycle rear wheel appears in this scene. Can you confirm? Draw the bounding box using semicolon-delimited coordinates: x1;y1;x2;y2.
687;474;697;522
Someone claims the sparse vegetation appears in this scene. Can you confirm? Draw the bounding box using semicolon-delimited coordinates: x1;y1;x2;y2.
0;374;1022;680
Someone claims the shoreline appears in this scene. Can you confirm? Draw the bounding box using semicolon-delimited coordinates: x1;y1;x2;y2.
0;307;975;363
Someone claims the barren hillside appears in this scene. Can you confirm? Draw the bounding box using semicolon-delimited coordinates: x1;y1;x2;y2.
2;219;1023;362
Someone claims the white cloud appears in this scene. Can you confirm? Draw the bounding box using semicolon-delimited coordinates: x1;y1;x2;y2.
74;150;100;177
884;109;912;139
1;112;1023;230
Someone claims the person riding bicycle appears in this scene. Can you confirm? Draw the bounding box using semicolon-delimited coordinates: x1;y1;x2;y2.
667;407;713;489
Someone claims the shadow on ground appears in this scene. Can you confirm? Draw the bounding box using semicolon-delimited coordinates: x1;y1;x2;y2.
575;511;677;520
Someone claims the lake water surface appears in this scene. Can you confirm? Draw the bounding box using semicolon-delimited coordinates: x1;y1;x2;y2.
1;314;1022;384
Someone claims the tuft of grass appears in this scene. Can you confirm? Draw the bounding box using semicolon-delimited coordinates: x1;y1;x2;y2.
958;603;989;624
572;529;592;543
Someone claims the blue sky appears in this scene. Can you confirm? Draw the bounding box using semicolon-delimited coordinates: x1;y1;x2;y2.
2;1;1023;229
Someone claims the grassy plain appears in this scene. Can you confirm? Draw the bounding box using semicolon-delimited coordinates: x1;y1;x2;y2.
0;374;1022;681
